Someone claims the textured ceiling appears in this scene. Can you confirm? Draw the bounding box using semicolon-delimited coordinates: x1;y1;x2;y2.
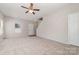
0;3;69;20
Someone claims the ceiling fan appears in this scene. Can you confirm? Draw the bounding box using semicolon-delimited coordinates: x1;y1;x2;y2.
21;3;40;15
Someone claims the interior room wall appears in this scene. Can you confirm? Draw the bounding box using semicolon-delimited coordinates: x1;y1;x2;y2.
4;17;29;38
0;13;3;19
37;4;79;44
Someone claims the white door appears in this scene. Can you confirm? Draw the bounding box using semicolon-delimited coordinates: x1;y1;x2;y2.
68;13;79;46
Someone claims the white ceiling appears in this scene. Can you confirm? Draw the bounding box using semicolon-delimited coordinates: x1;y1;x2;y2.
0;3;69;20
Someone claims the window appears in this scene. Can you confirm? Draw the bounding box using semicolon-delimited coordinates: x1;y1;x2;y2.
0;19;3;35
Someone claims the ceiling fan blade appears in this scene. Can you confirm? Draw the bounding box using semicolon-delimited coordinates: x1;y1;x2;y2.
21;6;28;9
33;9;40;11
32;12;35;15
25;11;29;13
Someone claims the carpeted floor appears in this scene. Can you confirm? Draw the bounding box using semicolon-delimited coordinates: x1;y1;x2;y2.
0;37;79;55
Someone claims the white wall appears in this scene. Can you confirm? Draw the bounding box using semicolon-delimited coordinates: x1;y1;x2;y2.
0;13;4;19
37;4;79;44
4;17;28;38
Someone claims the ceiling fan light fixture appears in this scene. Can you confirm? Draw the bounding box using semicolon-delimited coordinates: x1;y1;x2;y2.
21;3;40;15
29;10;33;13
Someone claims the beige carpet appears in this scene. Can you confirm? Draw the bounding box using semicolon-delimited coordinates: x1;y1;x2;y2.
0;37;79;55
